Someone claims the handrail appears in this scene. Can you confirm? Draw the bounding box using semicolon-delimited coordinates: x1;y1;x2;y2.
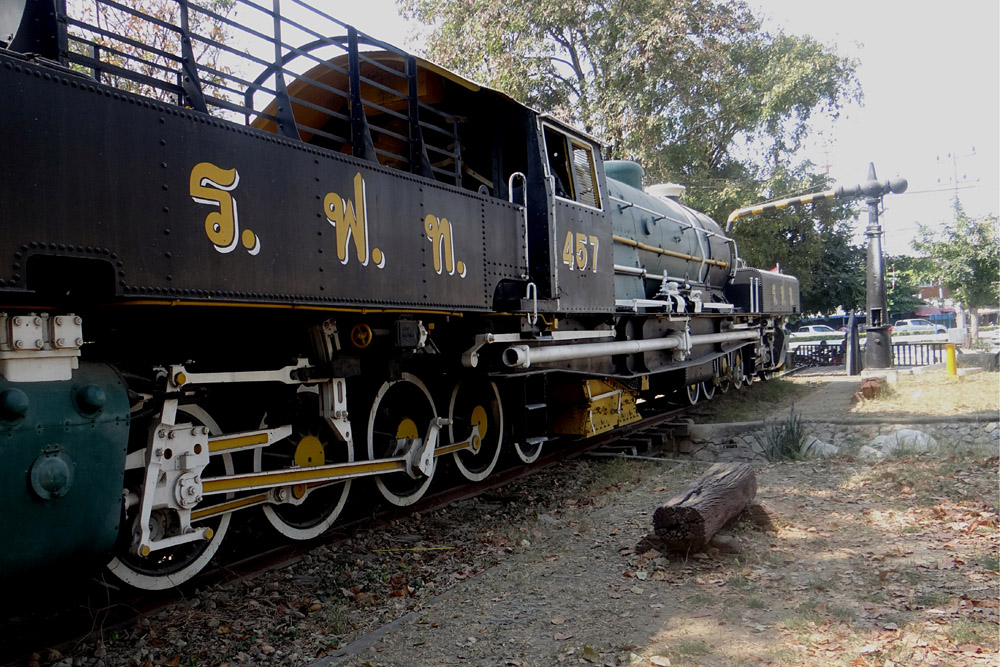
508;172;529;279
612;236;729;269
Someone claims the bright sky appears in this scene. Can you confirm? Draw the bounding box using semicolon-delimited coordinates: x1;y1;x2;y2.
339;1;1000;256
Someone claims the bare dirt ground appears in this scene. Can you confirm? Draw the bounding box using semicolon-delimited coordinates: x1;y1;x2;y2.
13;371;999;667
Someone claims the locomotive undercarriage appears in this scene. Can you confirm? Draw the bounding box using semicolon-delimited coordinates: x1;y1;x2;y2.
1;305;782;590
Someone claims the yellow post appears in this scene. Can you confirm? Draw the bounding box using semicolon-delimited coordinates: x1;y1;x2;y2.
945;343;957;376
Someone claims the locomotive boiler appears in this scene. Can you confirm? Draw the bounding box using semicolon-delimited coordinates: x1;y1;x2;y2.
0;0;799;589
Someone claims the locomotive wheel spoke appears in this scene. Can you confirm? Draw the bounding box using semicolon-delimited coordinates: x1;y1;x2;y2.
448;379;504;482
369;373;437;506
107;405;233;591
256;390;353;541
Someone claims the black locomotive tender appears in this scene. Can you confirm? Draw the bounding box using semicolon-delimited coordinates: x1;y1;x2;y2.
0;0;799;589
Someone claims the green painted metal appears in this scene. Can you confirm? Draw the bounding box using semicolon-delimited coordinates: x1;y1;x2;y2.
0;362;129;576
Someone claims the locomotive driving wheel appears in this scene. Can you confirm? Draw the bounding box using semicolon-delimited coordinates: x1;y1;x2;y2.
731;351;745;390
448;378;504;482
717;356;731;394
255;389;353;540
700;380;715;401
513;439;543;464
107;404;234;591
368;373;438;506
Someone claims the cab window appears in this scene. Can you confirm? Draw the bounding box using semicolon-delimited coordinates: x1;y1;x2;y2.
543;125;601;209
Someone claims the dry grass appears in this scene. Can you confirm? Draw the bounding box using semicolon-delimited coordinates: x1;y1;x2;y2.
851;368;999;417
689;378;814;423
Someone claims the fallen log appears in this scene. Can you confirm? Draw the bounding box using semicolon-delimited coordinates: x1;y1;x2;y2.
653;462;757;552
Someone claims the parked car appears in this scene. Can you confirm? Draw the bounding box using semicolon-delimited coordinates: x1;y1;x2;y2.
890;319;946;334
790;325;845;339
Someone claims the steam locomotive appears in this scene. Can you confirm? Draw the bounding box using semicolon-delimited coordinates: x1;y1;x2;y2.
0;0;799;589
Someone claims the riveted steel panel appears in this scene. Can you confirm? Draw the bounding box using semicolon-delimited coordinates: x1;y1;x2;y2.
0;56;525;312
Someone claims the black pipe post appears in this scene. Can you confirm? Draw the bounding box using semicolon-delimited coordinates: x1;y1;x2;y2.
859;163;907;369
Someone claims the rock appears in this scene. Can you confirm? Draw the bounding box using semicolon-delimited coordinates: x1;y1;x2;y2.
868;429;937;456
800;435;839;458
692;447;717;462
860;376;886;399
858;445;885;461
709;534;743;554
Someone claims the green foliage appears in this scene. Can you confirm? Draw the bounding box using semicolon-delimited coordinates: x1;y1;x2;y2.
400;0;864;315
912;200;1000;312
885;254;932;318
66;0;236;103
400;0;859;174
719;165;864;314
763;406;805;461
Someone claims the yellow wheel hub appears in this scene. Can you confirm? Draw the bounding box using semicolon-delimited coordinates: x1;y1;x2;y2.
470;405;488;452
396;418;419;440
294;435;325;468
292;435;326;499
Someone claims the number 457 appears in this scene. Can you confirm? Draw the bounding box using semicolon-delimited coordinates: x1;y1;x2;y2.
561;231;599;272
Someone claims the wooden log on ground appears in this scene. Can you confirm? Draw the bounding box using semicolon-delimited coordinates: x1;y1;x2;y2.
653;462;757;552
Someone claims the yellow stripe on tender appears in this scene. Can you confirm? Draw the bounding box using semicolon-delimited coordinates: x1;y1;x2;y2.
108;300;465;317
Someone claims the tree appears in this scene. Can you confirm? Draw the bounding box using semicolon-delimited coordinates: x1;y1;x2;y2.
399;0;864;313
885;254;932;321
66;0;236;105
706;163;864;315
912;201;1000;341
398;0;859;180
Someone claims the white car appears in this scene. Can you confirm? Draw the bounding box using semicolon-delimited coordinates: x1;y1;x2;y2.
789;325;845;339
891;319;946;334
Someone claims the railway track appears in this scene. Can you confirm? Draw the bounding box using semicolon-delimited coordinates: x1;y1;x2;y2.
1;403;692;664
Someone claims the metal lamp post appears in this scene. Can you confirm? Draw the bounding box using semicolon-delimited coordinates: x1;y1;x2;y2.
857;164;908;368
726;163;908;370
